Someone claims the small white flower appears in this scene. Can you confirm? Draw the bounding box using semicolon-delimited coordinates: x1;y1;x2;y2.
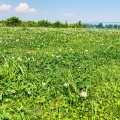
81;91;87;97
27;91;31;95
85;50;88;53
16;39;19;42
28;58;30;60
63;83;69;87
51;54;54;57
12;90;16;94
42;82;46;86
56;55;61;58
17;57;22;62
12;56;15;60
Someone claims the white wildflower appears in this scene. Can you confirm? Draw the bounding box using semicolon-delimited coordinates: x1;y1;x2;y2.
16;39;19;42
28;58;30;60
63;83;69;87
56;55;61;58
81;91;87;97
85;50;88;53
12;90;16;94
17;57;22;62
12;56;15;60
51;54;55;57
46;52;48;54
27;90;31;95
42;82;46;86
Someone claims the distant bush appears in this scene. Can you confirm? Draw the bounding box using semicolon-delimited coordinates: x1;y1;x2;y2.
1;16;85;28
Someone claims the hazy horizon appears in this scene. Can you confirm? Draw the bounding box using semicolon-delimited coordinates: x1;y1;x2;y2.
84;22;120;25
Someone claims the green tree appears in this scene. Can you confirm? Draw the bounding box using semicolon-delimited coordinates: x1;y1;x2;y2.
53;20;62;28
0;20;4;27
5;16;21;27
114;24;118;29
63;20;68;28
76;21;85;28
97;23;103;28
26;21;37;27
38;20;51;27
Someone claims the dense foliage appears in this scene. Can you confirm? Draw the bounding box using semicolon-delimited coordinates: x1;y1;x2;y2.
0;16;85;28
0;28;120;119
4;17;22;27
1;16;120;29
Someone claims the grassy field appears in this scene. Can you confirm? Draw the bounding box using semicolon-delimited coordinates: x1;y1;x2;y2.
0;27;120;119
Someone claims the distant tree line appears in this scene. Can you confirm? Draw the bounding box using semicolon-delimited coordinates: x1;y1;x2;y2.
0;16;85;28
86;23;120;29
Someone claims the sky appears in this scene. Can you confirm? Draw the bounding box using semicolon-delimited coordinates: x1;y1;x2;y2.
0;0;120;23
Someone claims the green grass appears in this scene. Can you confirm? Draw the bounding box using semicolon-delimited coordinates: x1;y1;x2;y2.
0;27;120;119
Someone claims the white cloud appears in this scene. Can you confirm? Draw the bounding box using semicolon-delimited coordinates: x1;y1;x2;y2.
15;3;36;13
63;13;74;17
0;4;12;11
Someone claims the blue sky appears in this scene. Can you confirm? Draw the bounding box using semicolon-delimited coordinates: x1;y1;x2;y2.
0;0;120;23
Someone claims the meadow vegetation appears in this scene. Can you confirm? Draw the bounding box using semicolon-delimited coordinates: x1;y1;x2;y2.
0;27;120;119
